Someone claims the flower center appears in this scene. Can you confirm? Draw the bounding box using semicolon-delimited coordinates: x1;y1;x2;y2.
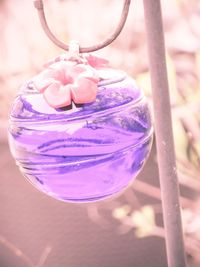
62;74;74;86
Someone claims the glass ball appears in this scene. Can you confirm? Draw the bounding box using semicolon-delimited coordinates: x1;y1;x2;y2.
8;69;153;202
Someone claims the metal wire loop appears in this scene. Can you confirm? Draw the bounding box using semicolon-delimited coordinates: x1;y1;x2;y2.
33;0;131;53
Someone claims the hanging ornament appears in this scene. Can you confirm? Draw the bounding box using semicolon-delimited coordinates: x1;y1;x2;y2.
8;0;153;202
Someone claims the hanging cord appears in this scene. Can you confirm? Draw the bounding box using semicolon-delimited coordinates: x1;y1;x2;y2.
33;0;131;53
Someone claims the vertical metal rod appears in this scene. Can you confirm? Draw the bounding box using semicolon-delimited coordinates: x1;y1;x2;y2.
142;1;187;267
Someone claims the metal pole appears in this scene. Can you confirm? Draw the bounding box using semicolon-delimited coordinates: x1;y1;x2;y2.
142;1;187;267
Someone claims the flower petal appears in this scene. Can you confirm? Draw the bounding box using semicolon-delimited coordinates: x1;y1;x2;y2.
69;64;87;79
43;81;71;108
33;69;58;92
49;61;77;85
85;54;109;68
78;68;99;83
71;78;97;104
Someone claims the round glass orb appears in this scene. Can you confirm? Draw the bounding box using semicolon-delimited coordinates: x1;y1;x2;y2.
8;69;153;202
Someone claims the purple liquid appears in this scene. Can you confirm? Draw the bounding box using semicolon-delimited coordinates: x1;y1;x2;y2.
8;73;153;202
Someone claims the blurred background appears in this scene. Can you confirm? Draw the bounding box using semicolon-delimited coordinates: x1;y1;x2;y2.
0;0;200;266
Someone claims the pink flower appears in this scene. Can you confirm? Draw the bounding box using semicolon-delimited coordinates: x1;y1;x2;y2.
33;54;108;108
